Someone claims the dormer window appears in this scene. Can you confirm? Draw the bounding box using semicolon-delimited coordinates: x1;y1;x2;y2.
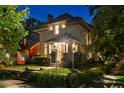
55;25;59;34
62;24;66;28
49;26;53;31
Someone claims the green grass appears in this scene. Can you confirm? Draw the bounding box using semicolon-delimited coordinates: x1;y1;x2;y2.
41;67;71;74
38;67;82;75
113;62;124;87
113;76;124;87
43;67;81;74
0;64;82;75
0;84;5;88
2;64;45;70
115;76;124;83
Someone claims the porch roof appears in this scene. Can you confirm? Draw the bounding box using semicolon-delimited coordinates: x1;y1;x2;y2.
45;33;80;42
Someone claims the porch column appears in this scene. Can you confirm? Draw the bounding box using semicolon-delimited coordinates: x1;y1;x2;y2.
68;41;73;62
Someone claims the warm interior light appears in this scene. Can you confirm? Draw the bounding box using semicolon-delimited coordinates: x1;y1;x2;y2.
50;26;53;31
55;25;59;34
72;43;78;53
62;42;68;53
62;24;66;28
65;43;68;53
62;42;65;45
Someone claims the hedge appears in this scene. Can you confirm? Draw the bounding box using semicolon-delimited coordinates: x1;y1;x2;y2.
28;69;104;88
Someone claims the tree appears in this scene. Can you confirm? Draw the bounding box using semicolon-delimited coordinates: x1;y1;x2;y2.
24;17;41;44
0;5;29;65
89;6;124;61
24;17;46;45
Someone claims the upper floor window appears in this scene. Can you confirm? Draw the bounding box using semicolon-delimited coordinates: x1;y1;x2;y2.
62;24;66;28
72;43;78;53
49;26;53;31
55;25;59;34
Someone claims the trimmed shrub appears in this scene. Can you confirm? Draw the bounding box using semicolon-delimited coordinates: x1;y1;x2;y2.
66;68;104;87
0;67;104;88
32;56;50;66
28;73;66;88
27;68;104;88
101;61;116;74
0;70;22;80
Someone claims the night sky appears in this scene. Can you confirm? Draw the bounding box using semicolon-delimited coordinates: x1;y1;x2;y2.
20;5;93;23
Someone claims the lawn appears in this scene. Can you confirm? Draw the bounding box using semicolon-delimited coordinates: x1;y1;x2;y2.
39;67;82;75
1;65;46;70
0;64;82;75
0;64;105;87
0;84;5;88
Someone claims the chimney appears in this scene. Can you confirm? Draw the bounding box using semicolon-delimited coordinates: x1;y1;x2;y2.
48;14;53;23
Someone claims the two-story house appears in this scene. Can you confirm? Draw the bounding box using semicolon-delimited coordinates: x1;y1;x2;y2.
35;13;92;66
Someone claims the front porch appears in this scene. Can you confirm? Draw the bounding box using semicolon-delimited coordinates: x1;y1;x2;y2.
40;39;82;66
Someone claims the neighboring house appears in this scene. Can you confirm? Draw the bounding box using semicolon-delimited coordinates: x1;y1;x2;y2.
34;13;92;66
16;41;40;65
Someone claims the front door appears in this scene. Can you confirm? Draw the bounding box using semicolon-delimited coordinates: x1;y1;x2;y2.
49;42;62;63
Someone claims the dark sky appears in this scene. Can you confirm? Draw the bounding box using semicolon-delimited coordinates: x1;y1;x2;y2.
20;5;93;23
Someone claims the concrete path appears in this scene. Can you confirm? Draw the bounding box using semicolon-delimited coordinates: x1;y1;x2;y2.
0;80;33;88
79;75;118;88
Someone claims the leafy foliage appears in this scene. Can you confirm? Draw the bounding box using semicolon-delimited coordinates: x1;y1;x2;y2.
0;6;29;65
24;17;46;44
89;6;124;61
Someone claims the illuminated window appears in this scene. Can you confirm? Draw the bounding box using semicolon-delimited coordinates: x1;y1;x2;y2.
19;55;25;60
49;26;53;31
49;44;52;54
65;43;68;53
55;25;59;34
63;42;68;53
62;24;66;28
72;43;78;53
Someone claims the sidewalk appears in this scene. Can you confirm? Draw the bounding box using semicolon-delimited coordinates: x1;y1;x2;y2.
0;80;33;88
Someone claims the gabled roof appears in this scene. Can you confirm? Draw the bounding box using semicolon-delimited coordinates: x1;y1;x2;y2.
54;13;74;21
19;41;40;51
28;41;40;49
48;13;84;24
34;13;93;33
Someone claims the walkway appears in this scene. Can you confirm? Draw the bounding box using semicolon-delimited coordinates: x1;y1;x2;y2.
0;80;33;88
80;75;118;88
